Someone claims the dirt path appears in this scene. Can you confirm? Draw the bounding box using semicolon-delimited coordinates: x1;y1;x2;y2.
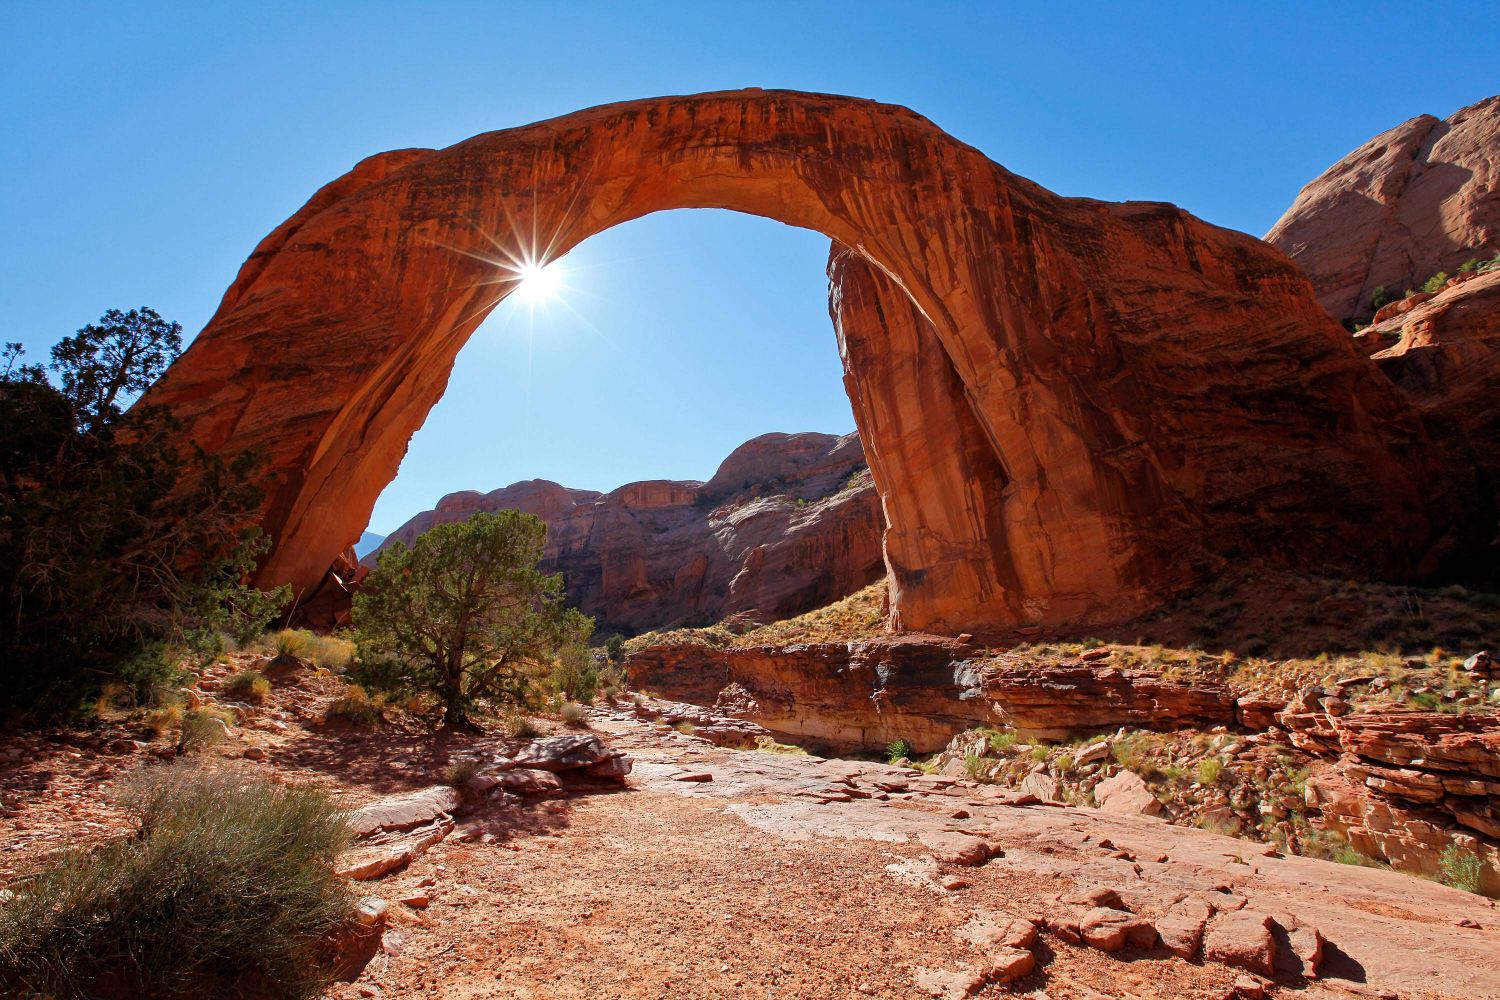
3;665;1498;999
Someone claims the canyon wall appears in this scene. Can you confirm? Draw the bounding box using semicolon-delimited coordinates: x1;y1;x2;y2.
1266;95;1499;322
368;432;884;636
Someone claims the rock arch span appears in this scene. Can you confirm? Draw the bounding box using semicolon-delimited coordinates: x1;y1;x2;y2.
146;89;1454;634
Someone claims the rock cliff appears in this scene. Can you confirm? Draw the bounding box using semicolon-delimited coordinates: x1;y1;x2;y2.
1266;95;1500;321
368;432;884;636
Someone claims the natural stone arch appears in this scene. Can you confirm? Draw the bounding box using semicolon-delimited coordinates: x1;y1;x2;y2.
146;89;1453;634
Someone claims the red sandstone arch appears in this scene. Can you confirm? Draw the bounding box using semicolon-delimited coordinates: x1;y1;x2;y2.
146;89;1454;634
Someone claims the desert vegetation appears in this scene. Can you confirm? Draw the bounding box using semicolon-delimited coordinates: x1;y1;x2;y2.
0;761;352;999
0;310;288;718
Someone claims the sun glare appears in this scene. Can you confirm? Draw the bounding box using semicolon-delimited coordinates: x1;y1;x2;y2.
512;258;564;303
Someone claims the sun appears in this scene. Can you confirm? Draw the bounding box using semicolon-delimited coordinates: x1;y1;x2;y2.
511;258;564;303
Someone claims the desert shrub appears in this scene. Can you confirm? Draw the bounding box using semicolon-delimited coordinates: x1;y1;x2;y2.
143;703;183;740
352;511;593;727
560;701;589;727
885;738;913;764
1458;257;1479;274
962;749;986;780
1421;271;1449;294
502;708;539;740
1369;285;1395;312
1111;731;1155;773
270;629;314;659
0;760;352;999
324;684;382;727
1055;753;1076;773
1197;758;1224;785
988;729;1019;754
596;661;625;701
1439;844;1484;893
1;314;289;718
1030;745;1050;763
604;634;626;662
442;757;480;787
223;669;270;704
307;635;354;672
177;707;236;753
548;643;599;704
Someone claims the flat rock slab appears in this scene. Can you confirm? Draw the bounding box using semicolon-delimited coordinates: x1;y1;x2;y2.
346;785;461;838
338;819;452;881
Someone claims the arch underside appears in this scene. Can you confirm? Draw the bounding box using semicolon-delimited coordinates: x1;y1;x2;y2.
145;89;1465;635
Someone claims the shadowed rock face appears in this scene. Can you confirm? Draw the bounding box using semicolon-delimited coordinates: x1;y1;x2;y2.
367;432;885;636
1266;95;1500;322
145;89;1465;634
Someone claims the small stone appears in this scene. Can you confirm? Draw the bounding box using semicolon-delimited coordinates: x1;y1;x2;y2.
243;745;266;761
983;946;1035;984
673;772;714;782
398;893;429;909
1233;974;1267;999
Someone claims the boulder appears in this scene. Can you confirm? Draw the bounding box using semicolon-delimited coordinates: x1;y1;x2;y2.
346;786;461;838
1094;770;1163;817
1204;910;1277;976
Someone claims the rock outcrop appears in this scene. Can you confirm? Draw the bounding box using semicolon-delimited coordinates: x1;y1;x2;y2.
368;432;884;636
1363;269;1500;542
1283;707;1500;895
144;89;1470;635
1266;95;1500;321
626;641;1236;753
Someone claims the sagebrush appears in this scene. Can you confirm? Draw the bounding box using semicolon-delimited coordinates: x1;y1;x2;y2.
0;761;353;999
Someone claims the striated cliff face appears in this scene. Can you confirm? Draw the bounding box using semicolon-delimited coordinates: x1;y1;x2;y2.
368;432;885;636
1266;95;1500;321
143;89;1470;635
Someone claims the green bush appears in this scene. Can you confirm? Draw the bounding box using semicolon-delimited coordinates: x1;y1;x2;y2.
324;684;382;727
1439;844;1484;894
560;701;589;727
1197;758;1224;784
885;738;913;764
1369;285;1395;312
0;313;287;718
0;761;353;999
549;643;599;704
352;510;592;727
223;669;270;704
1421;271;1449;294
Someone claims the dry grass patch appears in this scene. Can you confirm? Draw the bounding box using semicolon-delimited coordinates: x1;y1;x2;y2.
0;761;353;1000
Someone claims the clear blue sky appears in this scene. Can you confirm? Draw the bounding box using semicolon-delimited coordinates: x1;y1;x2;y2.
4;3;1495;535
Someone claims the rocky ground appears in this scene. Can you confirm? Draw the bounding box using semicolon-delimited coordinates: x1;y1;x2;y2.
3;647;1499;999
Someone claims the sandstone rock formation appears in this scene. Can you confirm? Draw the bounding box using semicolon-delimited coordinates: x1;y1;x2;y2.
367;432;884;636
625;639;1236;753
1363;268;1500;545
144;89;1470;635
1266;95;1499;321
